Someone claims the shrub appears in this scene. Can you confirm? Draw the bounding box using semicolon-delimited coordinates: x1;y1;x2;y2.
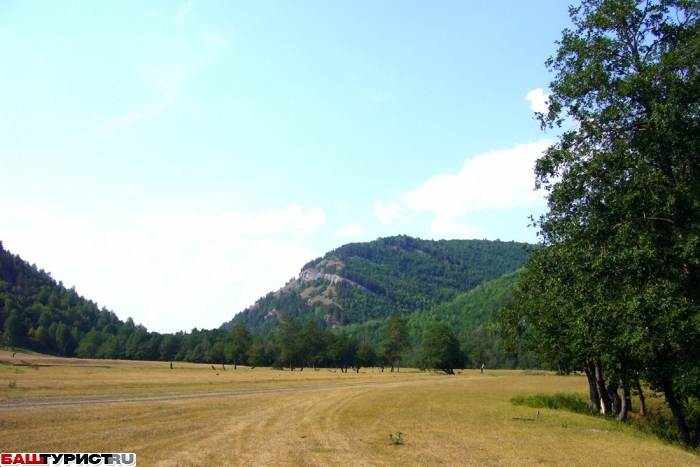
389;431;404;445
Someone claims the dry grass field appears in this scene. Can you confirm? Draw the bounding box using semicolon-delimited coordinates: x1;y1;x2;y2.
0;350;698;466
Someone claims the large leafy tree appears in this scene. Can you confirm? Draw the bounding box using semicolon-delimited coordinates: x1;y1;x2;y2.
418;323;464;374
499;0;700;444
225;322;251;369
3;311;22;349
379;314;411;372
352;342;377;373
275;317;302;370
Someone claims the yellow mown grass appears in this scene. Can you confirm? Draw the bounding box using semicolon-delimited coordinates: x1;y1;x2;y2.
0;350;698;466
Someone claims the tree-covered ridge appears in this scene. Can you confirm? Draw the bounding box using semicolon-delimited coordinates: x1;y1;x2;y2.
407;270;535;369
409;269;522;337
225;236;531;337
0;241;127;357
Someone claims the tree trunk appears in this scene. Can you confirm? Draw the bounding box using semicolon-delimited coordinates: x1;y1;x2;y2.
583;360;601;411
595;361;612;415
635;379;646;416
692;417;700;448
608;380;621;416
654;347;691;444
619;377;630;422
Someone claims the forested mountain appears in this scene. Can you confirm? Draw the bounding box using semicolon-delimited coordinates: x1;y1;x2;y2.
223;235;532;364
1;236;533;369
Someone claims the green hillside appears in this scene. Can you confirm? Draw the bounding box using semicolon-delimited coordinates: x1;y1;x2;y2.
224;236;530;342
0;241;128;357
407;270;535;368
409;269;522;336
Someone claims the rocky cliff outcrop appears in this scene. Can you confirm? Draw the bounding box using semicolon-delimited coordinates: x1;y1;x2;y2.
298;268;368;292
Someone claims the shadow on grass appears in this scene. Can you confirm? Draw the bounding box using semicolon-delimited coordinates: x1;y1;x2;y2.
511;392;694;451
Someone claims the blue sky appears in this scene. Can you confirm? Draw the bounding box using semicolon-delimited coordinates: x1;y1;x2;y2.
0;1;571;333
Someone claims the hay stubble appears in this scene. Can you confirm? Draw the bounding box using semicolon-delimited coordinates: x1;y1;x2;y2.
0;351;697;466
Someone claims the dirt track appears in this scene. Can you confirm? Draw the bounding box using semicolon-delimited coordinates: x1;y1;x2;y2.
0;377;442;410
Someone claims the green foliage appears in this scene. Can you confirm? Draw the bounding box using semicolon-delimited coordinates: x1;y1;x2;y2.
329;236;529;320
225;322;251;367
634;407;688;445
225;236;530;337
3;312;22;349
410;270;534;369
8;379;16;389
379;315;411;370
418;323;464;374
497;0;700;445
353;342;376;372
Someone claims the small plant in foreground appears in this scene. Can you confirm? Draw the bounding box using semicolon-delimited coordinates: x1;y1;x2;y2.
8;380;17;389
389;431;404;445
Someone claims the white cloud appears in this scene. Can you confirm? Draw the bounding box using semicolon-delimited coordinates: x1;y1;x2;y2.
334;225;364;238
526;88;550;114
377;141;550;239
0;205;68;225
374;201;405;224
0;203;325;333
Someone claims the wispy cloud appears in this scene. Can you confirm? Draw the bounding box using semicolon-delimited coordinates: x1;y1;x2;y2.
99;8;229;135
176;1;194;23
102;63;191;132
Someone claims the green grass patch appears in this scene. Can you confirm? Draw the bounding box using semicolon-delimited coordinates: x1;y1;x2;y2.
511;392;692;450
511;392;598;416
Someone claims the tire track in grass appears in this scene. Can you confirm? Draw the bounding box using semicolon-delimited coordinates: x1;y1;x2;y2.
0;377;451;410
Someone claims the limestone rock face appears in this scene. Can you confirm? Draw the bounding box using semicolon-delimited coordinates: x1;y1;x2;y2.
298;268;368;291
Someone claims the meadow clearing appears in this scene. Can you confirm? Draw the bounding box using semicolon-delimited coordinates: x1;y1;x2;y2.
0;350;698;467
